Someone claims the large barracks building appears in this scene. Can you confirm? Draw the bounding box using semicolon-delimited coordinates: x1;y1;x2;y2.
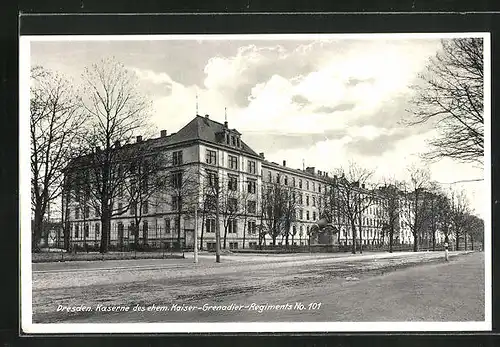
64;115;416;250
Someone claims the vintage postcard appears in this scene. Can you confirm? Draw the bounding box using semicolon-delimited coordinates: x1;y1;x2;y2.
20;32;491;333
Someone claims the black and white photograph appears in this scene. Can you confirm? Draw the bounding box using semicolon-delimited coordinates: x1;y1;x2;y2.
20;33;491;333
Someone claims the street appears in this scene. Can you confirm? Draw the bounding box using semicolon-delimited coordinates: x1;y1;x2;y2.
31;251;484;323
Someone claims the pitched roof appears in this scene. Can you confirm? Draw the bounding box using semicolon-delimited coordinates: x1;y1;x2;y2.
152;115;259;157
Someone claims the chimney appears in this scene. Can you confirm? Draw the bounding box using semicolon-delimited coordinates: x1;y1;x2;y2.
318;170;322;176
259;152;265;159
160;130;167;137
205;114;209;119
136;135;142;143
224;120;228;128
114;140;121;148
326;172;329;177
283;160;286;167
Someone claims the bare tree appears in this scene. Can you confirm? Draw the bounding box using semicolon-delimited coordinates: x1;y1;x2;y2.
78;57;152;253
378;179;403;253
261;181;296;246
334;162;376;254
407;38;484;164
283;187;299;246
450;189;471;251
30;66;85;251
401;165;431;252
122;143;169;250
466;213;484;251
166;164;199;250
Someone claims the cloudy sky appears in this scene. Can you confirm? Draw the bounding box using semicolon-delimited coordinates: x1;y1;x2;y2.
29;35;486;218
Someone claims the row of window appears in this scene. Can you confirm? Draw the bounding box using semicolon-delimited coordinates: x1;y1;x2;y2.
205;219;258;234
205;149;258;174
267;172;324;193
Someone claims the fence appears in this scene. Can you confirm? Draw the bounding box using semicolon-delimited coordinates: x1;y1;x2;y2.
230;241;479;254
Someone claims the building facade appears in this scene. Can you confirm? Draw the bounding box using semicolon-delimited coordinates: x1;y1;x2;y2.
63;115;445;251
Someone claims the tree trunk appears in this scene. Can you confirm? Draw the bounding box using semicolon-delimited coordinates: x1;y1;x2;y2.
359;226;363;254
455;227;460;251
351;223;357;254
177;212;182;250
432;230;436;251
200;211;205;251
285;224;290;246
471;237;474;251
99;211;110;254
223;224;228;249
33;206;44;252
389;226;394;253
464;230;468;250
242;219;247;249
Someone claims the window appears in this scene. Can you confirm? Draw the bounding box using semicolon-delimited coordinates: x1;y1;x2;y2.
95;223;100;235
173;151;183;166
228;155;238;170
268;172;272;182
276;174;280;184
228;219;237;233
229;242;238;249
85;206;90;218
84;224;89;237
319;184;321;193
293;177;296;187
247;179;256;194
284;176;288;185
293;225;297;235
248;220;256;234
248;160;256;174
207;170;218;187
207;242;217;251
75;208;80;219
300;210;304;220
228;198;238;212
117;203;123;213
237;138;240;147
306;195;310;206
206;218;216;233
306;211;310;220
299;179;303;189
164;218;171;233
312;197;316;207
313;182;316;191
172;196;181;211
249;242;257;248
226;134;229;144
306;181;310;190
130;202;137;215
247;200;256;214
74;224;79;238
228;175;238;191
172;171;183;188
313;211;316;220
206;149;217;165
142;201;149;214
300;194;303;205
